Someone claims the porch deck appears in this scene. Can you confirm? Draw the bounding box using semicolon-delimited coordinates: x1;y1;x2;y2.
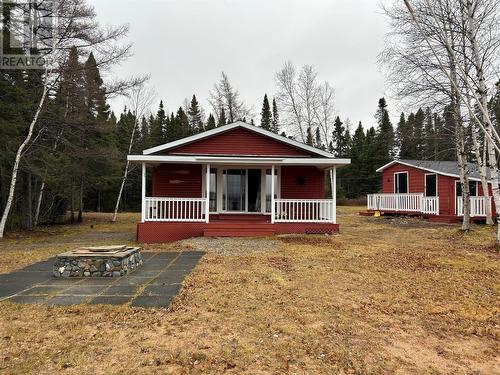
137;214;338;243
365;193;493;222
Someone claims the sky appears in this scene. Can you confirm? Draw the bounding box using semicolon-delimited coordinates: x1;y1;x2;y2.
88;0;390;130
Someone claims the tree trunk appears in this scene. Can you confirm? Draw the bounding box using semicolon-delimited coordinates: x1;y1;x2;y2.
0;84;48;239
26;172;33;230
34;181;45;227
112;114;139;222
467;0;500;239
77;177;83;223
70;181;75;223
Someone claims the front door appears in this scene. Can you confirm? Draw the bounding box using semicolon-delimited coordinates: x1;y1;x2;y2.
222;169;262;212
223;169;246;211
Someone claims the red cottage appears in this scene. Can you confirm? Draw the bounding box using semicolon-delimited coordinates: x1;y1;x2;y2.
367;159;496;222
128;121;350;243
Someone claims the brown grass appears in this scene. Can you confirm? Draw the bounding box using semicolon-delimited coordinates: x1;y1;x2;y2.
0;208;499;374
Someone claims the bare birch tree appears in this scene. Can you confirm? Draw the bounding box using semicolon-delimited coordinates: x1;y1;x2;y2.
112;82;155;222
275;62;331;143
393;0;500;240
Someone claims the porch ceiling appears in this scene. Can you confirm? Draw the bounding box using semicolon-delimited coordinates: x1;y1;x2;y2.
127;154;351;168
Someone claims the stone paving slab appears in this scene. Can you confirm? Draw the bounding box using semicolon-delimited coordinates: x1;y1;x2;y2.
0;251;204;308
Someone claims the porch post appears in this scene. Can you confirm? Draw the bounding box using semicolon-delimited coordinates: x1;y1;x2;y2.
141;162;146;223
331;167;337;224
205;164;210;223
271;165;275;223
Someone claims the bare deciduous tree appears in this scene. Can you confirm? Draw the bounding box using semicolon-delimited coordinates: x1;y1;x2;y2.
112;82;155;222
275;62;335;144
208;72;252;124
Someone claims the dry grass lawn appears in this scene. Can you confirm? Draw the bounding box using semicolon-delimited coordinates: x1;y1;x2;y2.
0;207;499;374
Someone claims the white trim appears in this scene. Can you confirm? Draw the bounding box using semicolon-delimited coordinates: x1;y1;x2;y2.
394;171;409;194
141;163;146;223
128;154;350;166
142;121;338;158
205;163;210;223
424;173;438;197
271;165;275;224
377;160;482;181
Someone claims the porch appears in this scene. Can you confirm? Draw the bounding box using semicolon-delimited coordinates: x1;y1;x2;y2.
367;193;493;218
131;159;344;243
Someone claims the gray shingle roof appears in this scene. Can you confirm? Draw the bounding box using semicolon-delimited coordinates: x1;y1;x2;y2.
386;159;490;180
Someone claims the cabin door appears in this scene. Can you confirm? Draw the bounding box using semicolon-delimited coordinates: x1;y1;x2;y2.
222;169;262;212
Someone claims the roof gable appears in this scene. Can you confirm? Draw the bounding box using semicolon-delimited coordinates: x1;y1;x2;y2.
143;121;336;158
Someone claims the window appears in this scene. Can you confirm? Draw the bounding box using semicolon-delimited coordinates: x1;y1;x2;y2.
425;174;437;197
456;180;478;197
394;172;408;194
265;169;278;212
209;168;217;212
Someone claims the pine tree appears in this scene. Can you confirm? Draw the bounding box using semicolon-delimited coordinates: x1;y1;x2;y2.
150;101;165;145
332;116;347;157
206;113;216;130
218;107;227;127
375;98;395;165
260;94;272;131
174;107;189;139
396;112;413;159
314;127;323;149
83;52;109;123
187;95;203;134
272;98;279;133
365;127;380;192
423;107;435;159
412;108;425;159
306;126;313;146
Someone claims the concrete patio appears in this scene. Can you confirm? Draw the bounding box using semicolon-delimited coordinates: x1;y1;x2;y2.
0;251;204;308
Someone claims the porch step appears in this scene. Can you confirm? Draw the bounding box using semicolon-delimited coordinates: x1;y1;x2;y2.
203;221;276;237
203;227;276;237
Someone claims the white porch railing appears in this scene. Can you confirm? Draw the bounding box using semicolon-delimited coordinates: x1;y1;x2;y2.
144;197;207;222
367;193;439;215
274;199;335;223
456;196;492;217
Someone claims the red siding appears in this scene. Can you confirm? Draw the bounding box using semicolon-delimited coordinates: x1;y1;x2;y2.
164;128;314;157
381;162;495;216
281;166;326;199
152;164;202;197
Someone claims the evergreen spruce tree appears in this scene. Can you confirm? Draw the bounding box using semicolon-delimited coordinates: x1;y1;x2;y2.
423;107;436;160
150;101;165;145
260;94;272;131
271;98;279;133
174;107;189;139
365;126;380;192
314;127;323;149
374;98;395;166
306;126;313;146
218;108;227;127
396;112;413;159
412;108;425;159
206;113;216;130
187;95;203;134
332;116;347;157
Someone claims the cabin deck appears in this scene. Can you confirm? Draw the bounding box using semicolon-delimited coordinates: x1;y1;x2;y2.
137;214;339;243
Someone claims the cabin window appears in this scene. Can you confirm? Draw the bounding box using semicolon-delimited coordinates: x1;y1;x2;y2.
394;172;408;194
455;180;478;197
425;174;437;197
209;168;217;212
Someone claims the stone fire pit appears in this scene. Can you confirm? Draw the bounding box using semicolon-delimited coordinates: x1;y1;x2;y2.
53;245;142;278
